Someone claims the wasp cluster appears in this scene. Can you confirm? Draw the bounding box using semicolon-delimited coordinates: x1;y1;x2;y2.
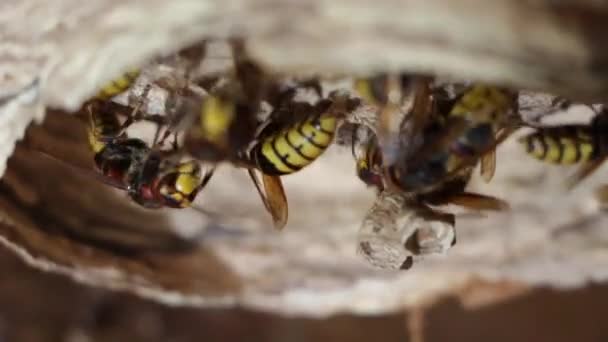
36;39;608;270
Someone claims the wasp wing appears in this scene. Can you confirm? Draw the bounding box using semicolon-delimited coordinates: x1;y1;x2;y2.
262;174;288;231
478;124;519;183
378;76;432;166
446;192;510;211
443;122;520;184
479;150;497;183
247;169;289;230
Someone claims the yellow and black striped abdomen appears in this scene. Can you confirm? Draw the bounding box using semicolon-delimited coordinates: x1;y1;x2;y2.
519;126;597;165
87;106;123;154
354;77;388;107
450;85;513;123
253;113;337;175
95;69;140;100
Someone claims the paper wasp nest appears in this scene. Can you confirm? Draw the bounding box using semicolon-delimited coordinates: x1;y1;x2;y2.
1;0;608;317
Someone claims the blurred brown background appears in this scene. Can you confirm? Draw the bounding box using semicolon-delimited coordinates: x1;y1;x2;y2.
2;246;608;342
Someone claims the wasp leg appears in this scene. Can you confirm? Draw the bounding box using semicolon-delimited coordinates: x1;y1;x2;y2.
190;166;221;219
247;169;270;212
115;84;153;138
198;166;215;190
479;123;521;183
153;126;169;148
231;153;258;169
298;78;323;98
566;157;607;190
351;123;360;159
171;131;179;151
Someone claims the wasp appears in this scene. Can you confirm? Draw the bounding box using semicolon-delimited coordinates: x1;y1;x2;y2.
164;39;353;230
352;123;507;269
354;75;521;194
518;108;608;189
179;40;321;164
157;41;286;228
95;69;141;100
37;69;212;210
382;83;520;195
243;91;356;230
352;124;509;213
84;97;213;209
181;86;352;230
181;81;259;163
353;74;422;167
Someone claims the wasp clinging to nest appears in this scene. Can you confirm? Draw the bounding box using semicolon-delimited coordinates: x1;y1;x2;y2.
519;107;608;191
352;122;509;217
33;69;213;211
158;39;357;230
85;98;213;209
350;83;517;270
356;76;522;197
183;84;356;230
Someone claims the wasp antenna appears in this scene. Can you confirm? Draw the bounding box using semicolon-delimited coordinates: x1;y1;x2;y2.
30;148;129;190
190;204;222;219
351;124;360;159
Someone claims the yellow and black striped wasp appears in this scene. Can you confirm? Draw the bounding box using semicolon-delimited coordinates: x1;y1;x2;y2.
240;91;351;230
351;123;509;215
163;40;355;230
85;99;213;209
353;74;419;167
518;107;608;190
180;83;353;230
352;122;507;261
156;40;289;229
33;67;213;211
355;75;521;197
95;69;141;102
88;67;213;209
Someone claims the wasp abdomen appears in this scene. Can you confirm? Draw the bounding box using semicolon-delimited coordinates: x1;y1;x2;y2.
88;106;123;154
450;86;513;122
96;69;140;100
154;161;203;208
520;126;596;165
254;113;337;175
